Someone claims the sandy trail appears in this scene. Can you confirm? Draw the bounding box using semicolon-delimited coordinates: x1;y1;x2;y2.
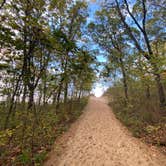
45;97;166;166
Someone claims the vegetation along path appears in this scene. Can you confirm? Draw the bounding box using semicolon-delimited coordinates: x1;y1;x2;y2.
45;97;166;166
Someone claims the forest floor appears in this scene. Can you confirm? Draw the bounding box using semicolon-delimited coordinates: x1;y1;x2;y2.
44;97;166;166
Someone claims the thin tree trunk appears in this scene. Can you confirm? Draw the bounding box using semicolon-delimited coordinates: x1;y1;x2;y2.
115;0;165;107
78;89;82;100
154;73;165;107
4;75;21;129
152;63;166;106
56;79;63;109
145;84;150;99
64;81;68;104
38;92;42;106
22;85;27;104
52;92;57;105
119;58;128;101
43;83;47;105
28;87;34;109
63;54;68;104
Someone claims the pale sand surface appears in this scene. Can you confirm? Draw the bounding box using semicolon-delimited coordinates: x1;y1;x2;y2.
45;97;166;166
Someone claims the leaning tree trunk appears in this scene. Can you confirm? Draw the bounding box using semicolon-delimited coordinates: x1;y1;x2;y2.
115;0;166;107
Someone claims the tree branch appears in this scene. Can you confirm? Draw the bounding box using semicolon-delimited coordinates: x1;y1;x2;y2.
115;0;146;56
124;0;144;33
0;0;6;10
142;0;147;31
124;0;153;55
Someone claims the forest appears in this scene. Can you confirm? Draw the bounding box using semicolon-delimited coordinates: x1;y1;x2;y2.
0;0;166;165
88;0;166;155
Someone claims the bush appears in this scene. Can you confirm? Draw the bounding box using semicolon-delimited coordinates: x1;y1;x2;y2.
107;84;166;152
0;97;88;165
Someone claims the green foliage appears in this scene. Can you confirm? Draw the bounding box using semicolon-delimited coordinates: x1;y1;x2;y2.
0;0;95;165
0;129;14;146
145;125;161;134
108;79;166;143
16;150;31;165
0;98;88;165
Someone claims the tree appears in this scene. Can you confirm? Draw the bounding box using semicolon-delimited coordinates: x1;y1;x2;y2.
101;0;166;107
88;8;130;101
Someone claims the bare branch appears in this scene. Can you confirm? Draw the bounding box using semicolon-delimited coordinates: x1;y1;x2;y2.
124;0;144;33
115;0;146;56
122;0;153;55
142;0;147;31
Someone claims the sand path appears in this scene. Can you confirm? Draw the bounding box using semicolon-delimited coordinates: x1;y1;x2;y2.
45;97;166;166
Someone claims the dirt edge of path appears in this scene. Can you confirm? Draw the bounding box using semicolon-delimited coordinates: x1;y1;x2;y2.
44;97;166;166
44;103;89;166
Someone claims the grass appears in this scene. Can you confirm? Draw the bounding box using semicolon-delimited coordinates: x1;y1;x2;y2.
106;86;166;154
0;97;88;166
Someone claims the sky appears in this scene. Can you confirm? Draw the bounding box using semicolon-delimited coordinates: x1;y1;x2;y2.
85;0;110;97
86;0;100;23
86;0;107;64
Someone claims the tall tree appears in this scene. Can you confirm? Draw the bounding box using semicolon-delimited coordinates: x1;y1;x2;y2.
88;8;130;101
102;0;166;107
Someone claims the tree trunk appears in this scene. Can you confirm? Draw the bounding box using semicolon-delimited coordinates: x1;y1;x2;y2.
119;58;128;101
4;75;21;129
22;85;27;104
78;89;82;100
115;0;165;107
52;92;57;105
64;81;68;104
38;92;42;106
154;73;165;107
28;87;34;109
63;53;68;104
43;83;47;105
56;82;63;109
145;84;150;99
152;62;166;107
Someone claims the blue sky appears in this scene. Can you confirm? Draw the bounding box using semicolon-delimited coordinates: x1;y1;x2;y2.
85;0;110;95
86;0;106;63
87;0;100;23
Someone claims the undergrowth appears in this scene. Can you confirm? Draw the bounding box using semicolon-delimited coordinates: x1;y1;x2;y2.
0;98;88;166
107;85;166;154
